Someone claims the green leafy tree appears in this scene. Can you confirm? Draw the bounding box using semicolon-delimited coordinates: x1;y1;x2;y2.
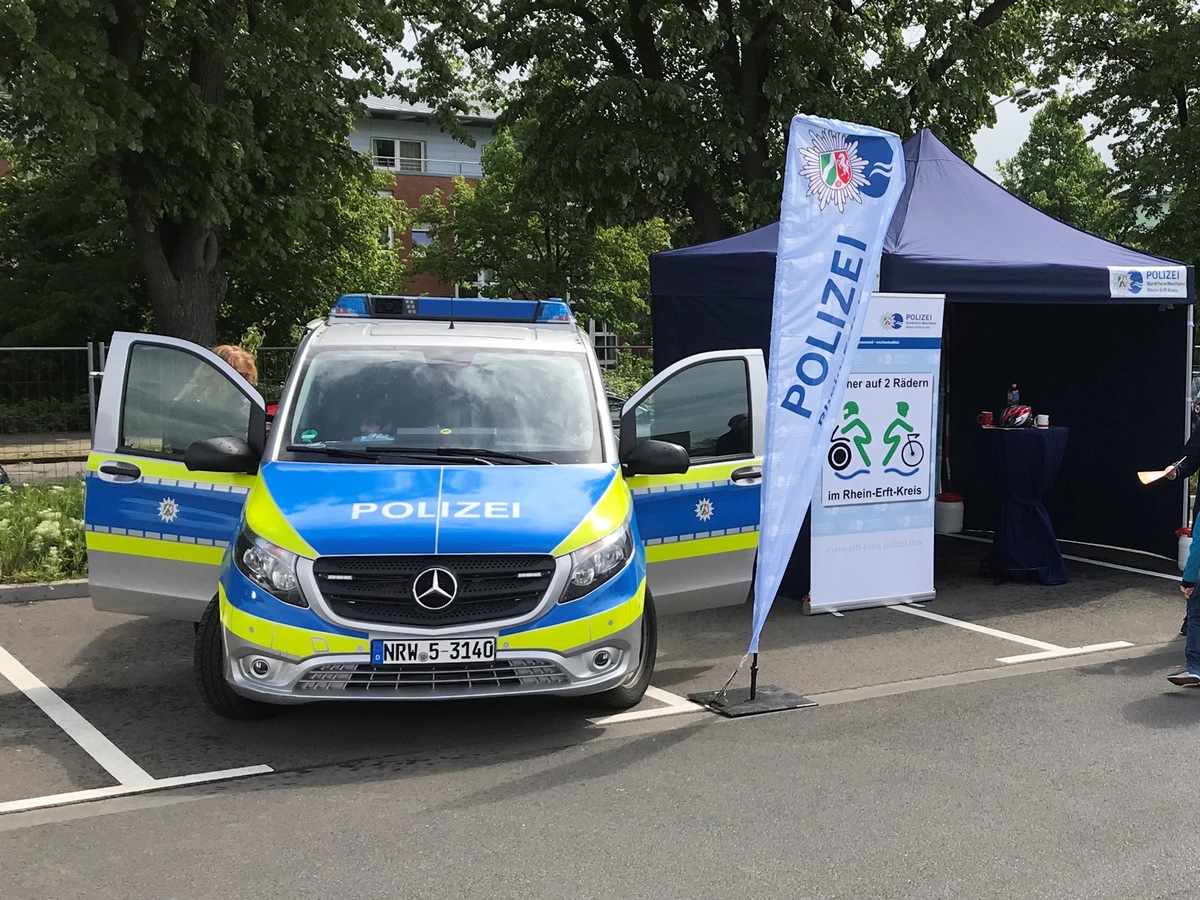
997;95;1125;242
412;129;670;341
411;0;1047;242
0;0;407;344
0;149;143;346
1041;1;1200;261
221;169;406;346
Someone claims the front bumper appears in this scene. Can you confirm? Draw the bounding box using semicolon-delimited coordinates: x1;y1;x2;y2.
222;616;643;704
217;553;647;705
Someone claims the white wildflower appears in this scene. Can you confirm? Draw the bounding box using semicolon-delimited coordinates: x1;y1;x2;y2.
34;520;63;542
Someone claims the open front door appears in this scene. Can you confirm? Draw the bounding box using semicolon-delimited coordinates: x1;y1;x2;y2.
85;333;265;621
623;350;766;614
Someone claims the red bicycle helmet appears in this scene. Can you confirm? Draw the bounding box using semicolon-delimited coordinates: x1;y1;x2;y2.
1000;404;1032;428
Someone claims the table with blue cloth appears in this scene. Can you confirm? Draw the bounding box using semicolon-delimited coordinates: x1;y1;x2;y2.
980;426;1069;585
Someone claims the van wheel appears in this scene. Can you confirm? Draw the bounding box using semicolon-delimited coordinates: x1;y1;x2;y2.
194;598;280;721
584;590;658;711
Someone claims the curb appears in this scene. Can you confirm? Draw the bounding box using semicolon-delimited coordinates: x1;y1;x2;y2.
0;579;88;604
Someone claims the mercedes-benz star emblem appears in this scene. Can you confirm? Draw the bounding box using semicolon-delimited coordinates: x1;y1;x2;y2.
412;567;459;610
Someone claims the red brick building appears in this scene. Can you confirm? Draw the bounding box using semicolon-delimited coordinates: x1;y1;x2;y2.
351;98;496;297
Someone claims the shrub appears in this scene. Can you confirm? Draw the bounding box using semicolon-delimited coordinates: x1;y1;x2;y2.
0;396;91;434
0;480;87;583
601;351;654;399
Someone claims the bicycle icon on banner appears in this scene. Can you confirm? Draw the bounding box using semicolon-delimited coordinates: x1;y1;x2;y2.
899;432;924;468
829;431;923;470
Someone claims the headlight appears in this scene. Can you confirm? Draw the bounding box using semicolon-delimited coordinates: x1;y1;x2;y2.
563;521;634;602
233;524;305;607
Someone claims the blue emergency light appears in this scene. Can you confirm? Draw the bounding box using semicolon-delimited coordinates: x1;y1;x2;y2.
329;294;575;325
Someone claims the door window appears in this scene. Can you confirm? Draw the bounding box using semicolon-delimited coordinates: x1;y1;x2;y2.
120;343;252;456
636;359;751;459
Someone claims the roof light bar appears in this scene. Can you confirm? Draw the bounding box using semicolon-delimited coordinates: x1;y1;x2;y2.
328;294;575;325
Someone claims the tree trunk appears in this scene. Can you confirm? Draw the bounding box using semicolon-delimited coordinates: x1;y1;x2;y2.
683;184;736;243
130;212;228;346
146;269;227;347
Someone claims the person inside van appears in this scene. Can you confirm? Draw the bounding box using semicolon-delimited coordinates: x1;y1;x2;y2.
352;401;394;443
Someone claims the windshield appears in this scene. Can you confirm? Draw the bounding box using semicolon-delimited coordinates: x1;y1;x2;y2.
278;345;604;464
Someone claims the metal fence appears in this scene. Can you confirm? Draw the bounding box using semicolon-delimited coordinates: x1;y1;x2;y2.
0;343;105;485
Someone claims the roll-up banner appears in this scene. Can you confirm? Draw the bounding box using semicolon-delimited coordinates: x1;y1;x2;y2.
807;292;946;614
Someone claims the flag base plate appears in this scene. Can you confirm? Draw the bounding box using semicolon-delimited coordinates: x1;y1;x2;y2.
687;685;818;718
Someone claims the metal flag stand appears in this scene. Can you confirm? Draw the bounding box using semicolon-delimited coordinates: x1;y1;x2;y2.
688;650;818;719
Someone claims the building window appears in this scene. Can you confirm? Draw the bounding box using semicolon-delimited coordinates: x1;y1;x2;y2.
588;319;619;369
380;224;395;249
372;138;425;173
411;225;434;248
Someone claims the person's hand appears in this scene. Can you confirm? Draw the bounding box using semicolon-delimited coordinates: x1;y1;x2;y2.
1165;466;1179;481
1182;584;1191;599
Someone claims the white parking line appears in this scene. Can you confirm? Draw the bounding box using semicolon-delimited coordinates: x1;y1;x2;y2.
0;642;274;815
0;767;273;815
889;605;1133;664
589;685;703;726
0;645;154;786
995;643;1135;664
890;605;1060;650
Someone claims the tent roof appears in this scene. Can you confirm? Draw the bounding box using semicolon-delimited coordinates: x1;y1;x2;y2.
651;129;1193;304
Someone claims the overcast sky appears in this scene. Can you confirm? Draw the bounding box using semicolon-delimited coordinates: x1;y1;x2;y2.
972;95;1113;182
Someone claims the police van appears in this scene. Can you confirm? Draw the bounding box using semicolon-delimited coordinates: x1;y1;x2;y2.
84;296;765;718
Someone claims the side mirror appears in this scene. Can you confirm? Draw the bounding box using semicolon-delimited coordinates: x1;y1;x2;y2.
184;436;260;475
622;439;690;476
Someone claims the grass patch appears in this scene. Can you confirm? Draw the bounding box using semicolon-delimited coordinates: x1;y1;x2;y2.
0;480;87;584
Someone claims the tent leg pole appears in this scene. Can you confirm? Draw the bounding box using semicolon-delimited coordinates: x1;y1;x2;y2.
1187;304;1195;529
749;653;759;700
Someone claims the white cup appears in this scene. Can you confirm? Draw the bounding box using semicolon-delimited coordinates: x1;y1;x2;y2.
1035;414;1049;429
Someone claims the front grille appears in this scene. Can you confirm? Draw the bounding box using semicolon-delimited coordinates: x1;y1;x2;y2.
312;555;556;627
297;659;569;694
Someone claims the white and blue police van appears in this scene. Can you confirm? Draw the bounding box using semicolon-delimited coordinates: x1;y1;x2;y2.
83;295;765;718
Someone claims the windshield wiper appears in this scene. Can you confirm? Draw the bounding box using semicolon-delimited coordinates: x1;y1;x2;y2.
365;445;554;465
284;444;439;464
285;443;379;460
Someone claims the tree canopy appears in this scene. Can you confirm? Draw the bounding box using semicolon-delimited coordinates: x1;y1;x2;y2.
997;95;1124;242
412;0;1046;242
0;147;143;347
0;0;409;344
1041;0;1200;262
411;129;669;341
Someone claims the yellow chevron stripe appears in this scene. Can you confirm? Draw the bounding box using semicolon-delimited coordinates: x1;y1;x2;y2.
221;592;367;658
86;531;226;566
551;471;631;557
218;583;645;659
645;531;758;563
501;581;645;652
243;479;317;558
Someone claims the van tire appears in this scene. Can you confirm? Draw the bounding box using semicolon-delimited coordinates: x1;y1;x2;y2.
584;590;658;711
194;598;280;721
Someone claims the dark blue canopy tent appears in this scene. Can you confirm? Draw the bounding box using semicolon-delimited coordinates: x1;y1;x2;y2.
650;129;1195;569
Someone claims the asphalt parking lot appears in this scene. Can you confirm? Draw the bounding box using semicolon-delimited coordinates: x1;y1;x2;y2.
0;535;1187;818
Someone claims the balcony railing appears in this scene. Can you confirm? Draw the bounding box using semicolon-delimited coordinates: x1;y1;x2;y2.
373;156;484;178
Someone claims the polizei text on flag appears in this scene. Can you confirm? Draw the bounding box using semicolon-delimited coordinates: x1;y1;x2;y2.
780;233;868;419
